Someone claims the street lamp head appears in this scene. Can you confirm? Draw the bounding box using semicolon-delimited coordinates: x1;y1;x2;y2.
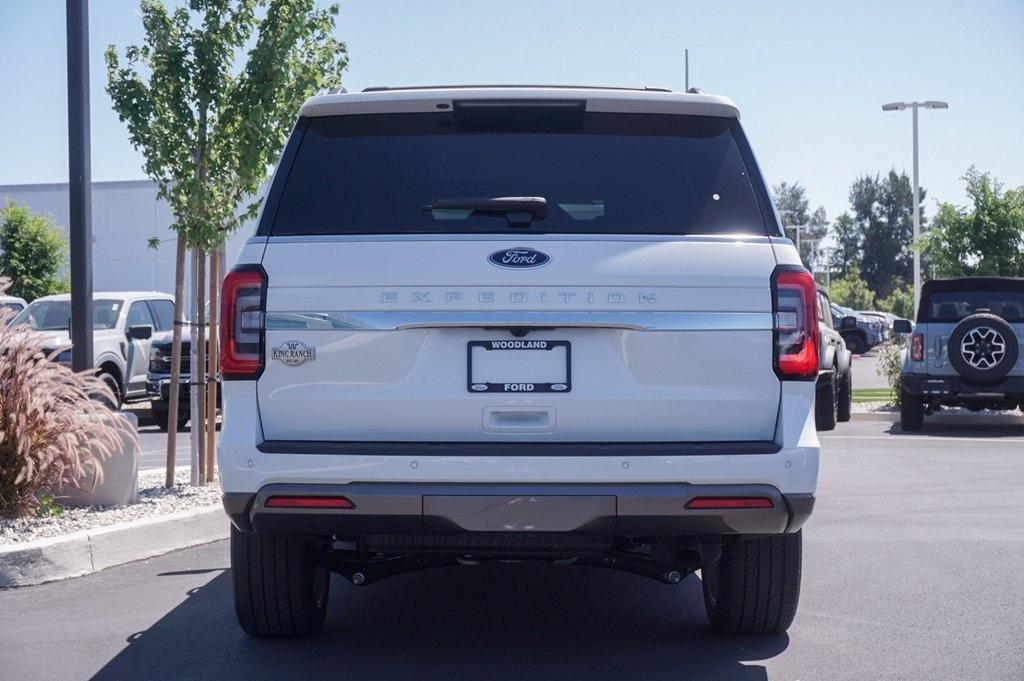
882;102;907;111
923;100;949;109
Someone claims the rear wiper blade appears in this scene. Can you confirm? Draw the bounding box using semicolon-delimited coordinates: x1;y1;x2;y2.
424;196;547;227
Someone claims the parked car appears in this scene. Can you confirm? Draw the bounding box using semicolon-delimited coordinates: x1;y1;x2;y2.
857;310;895;339
831;302;884;354
218;85;821;638
1;294;28;312
147;334;220;431
9;292;175;406
896;277;1023;431
816;288;853;430
1;295;28;323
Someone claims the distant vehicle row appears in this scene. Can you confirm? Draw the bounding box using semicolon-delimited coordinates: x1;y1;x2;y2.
7;292;214;428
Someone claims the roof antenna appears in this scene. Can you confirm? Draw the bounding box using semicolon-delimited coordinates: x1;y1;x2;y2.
685;48;689;91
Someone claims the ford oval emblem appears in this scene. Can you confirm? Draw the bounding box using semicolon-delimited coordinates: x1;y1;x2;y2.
488;248;550;269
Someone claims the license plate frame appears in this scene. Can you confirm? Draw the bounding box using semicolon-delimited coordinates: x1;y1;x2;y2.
467;340;571;394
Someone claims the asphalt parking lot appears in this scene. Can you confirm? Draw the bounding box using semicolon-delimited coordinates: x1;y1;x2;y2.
3;417;1023;680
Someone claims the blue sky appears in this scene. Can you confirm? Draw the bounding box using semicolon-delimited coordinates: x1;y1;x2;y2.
1;0;1022;222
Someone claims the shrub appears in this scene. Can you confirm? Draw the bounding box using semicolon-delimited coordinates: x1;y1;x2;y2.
829;263;876;310
0;281;130;517
876;334;906;405
0;200;68;301
878;286;914;320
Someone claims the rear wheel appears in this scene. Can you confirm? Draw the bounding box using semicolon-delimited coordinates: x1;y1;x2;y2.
815;371;838;431
900;389;924;431
837;371;852;422
231;525;331;637
151;406;189;432
702;531;802;635
842;333;866;355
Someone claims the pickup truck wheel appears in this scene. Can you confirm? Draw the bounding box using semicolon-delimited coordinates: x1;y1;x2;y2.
837;371;852;422
231;526;330;637
702;531;802;635
842;332;866;355
95;372;122;410
151;407;189;432
900;389;924;431
815;371;838;431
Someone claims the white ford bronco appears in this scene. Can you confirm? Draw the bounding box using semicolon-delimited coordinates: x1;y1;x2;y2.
218;86;820;637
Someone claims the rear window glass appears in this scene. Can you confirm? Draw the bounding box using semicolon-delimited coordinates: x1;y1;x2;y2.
266;109;771;236
922;291;1024;323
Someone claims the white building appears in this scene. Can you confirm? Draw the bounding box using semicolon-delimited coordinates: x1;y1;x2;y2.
0;179;254;300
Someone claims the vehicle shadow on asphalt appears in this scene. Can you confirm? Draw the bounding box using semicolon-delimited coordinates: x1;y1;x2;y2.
885;422;1024;438
93;563;787;680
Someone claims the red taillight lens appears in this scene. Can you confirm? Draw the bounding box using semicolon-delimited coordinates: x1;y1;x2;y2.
220;265;266;380
685;497;774;510
910;333;924;361
264;495;355;509
772;266;819;380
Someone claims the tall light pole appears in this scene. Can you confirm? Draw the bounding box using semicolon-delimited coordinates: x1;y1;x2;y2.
66;0;93;372
882;100;948;316
784;224;811;262
821;246;836;293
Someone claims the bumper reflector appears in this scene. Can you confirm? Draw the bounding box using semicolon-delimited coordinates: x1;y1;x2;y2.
264;495;355;510
685;497;774;510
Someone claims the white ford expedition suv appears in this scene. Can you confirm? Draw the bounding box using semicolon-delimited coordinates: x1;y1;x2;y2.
218;86;820;638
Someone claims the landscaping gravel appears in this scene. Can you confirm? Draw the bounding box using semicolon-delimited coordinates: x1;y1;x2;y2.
852;401;898;413
0;468;221;546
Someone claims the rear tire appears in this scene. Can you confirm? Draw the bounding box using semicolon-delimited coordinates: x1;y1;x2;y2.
900;389;924;431
815;371;838;431
94;372;122;410
702;531;802;635
843;333;866;355
837;371;852;422
150;407;188;432
230;525;331;637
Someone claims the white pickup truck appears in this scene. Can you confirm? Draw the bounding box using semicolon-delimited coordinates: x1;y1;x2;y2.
218;85;820;638
11;291;175;406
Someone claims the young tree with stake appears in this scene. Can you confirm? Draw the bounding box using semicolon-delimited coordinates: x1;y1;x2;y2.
106;0;347;487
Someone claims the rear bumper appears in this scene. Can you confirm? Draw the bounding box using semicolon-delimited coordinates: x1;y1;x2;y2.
224;482;814;538
903;373;1024;397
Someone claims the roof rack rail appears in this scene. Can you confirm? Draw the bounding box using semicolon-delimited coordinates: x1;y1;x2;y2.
360;84;673;93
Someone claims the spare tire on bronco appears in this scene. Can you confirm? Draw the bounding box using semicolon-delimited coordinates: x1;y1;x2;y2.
947;313;1019;385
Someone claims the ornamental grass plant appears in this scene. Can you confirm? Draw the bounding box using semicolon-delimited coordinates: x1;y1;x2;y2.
0;280;131;517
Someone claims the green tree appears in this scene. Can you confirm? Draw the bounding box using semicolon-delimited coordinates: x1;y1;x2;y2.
106;0;347;486
829;170;926;299
926;168;1024;277
828;212;860;279
878;285;914;319
829;262;876;310
773;181;828;269
0;201;67;301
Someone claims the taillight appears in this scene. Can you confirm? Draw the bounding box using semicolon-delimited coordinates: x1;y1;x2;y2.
910;333;924;361
220;264;267;380
771;266;819;380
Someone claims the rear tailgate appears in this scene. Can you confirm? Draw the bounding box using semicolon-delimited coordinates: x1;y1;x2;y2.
256;236;780;442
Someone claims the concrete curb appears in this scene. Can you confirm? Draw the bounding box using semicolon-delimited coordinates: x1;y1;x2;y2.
0;506;227;588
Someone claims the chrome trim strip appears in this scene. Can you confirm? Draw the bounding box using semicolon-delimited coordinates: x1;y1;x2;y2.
264;310;772;332
264;234;773;244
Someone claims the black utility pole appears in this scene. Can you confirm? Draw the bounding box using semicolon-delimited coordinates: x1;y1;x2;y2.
66;0;93;371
